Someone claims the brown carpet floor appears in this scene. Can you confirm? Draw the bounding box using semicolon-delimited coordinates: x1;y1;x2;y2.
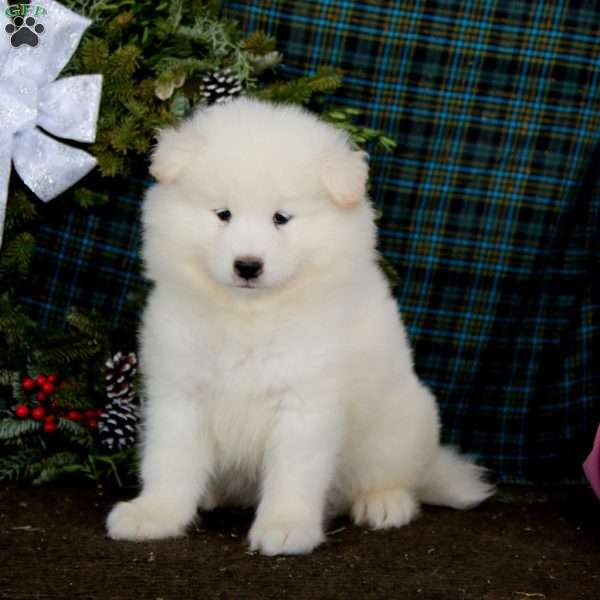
0;483;598;599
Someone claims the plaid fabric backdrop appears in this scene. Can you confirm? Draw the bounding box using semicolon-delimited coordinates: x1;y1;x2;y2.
21;0;600;483
23;176;150;335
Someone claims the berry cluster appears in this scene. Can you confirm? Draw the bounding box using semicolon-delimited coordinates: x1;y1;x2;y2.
15;374;102;433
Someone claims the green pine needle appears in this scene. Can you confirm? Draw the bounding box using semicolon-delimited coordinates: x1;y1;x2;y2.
253;67;342;105
80;37;110;72
0;233;35;278
73;187;111;209
0;447;44;481
0;418;42;440
29;451;83;485
4;190;38;230
57;418;95;449
0;370;16;386
243;30;277;55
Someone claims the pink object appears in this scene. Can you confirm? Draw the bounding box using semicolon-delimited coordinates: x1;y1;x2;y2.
583;424;600;499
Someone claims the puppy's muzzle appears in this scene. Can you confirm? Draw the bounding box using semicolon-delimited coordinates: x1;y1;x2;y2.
234;257;264;281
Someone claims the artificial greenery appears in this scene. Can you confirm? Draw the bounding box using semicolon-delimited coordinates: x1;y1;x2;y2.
0;0;396;485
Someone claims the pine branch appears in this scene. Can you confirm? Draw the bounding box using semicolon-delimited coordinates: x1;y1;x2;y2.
29;451;83;485
66;309;109;343
57;418;95;449
0;418;41;440
167;0;184;33
9;370;25;405
0;447;44;481
155;56;216;77
73;187;111;209
0;312;34;371
175;9;253;81
122;98;152;121
32;335;101;369
0;233;35;278
80;37;110;73
4;189;38;230
85;447;139;486
61;0;113;20
109;45;142;77
107;116;142;154
0;306;33;337
53;382;95;411
0;370;16;386
253;67;342;105
322;107;397;151
243;31;277;55
92;149;126;178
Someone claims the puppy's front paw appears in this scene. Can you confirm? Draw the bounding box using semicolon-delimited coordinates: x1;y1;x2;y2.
249;516;324;556
106;497;190;541
352;488;419;530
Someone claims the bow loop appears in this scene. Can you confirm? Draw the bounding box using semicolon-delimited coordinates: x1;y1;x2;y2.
12;128;96;202
38;75;102;143
0;0;102;246
0;75;39;134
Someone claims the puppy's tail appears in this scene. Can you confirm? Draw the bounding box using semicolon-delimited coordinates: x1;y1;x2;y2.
417;446;495;509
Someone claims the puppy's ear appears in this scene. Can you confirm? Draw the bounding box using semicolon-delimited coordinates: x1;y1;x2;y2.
321;148;369;207
149;127;193;183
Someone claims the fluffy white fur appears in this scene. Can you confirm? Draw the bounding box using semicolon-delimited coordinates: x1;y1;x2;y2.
106;98;493;555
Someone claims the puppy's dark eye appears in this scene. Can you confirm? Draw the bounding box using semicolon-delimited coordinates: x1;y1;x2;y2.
215;209;232;223
273;212;292;226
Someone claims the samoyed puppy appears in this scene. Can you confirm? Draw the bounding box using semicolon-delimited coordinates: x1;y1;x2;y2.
106;98;493;555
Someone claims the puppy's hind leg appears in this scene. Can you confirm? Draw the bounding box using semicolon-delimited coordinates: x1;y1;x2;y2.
351;487;420;530
347;382;439;530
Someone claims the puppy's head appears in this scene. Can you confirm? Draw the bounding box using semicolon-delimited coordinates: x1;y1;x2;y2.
142;98;375;296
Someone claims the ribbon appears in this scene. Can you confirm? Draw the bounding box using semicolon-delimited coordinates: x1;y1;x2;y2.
0;0;102;246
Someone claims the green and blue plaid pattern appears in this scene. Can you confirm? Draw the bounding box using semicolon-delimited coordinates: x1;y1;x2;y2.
22;176;149;332
22;0;600;482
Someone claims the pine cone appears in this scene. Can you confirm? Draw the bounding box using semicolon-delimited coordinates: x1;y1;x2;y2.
199;68;244;105
97;399;139;452
105;352;137;403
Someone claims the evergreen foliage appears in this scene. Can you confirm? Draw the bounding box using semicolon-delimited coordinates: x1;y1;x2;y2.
0;417;42;440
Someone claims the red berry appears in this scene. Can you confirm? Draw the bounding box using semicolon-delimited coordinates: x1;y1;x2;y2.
66;410;83;421
35;391;46;403
95;408;104;417
84;409;96;419
15;404;29;418
22;377;35;391
43;417;56;433
31;406;45;420
47;374;57;384
87;418;98;429
42;382;55;395
34;374;47;387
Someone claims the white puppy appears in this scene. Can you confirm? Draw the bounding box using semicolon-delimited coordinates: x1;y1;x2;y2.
106;98;493;555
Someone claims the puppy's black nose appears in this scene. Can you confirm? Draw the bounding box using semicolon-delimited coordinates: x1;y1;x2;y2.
234;258;263;280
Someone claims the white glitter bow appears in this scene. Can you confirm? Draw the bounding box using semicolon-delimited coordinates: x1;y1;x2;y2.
0;0;102;246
